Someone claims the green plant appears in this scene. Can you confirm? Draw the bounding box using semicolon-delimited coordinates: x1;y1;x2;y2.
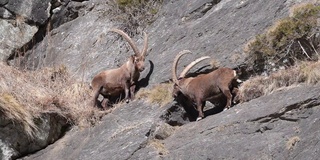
245;3;320;74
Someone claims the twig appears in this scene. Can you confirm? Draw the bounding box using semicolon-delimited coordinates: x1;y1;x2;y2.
273;40;294;64
310;41;319;56
307;33;319;56
285;40;294;57
298;40;311;59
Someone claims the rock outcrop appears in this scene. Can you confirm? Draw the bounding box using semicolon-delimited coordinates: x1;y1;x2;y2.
0;0;51;62
0;113;68;160
0;0;93;63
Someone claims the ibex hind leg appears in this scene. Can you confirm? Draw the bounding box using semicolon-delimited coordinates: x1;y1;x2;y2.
221;87;232;111
92;87;102;108
231;87;240;104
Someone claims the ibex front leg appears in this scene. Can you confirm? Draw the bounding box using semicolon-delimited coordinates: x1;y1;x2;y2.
196;99;205;121
124;81;131;103
129;83;136;100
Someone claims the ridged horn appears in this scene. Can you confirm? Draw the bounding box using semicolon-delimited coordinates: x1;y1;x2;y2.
172;50;192;84
179;56;211;78
110;28;140;56
141;31;148;58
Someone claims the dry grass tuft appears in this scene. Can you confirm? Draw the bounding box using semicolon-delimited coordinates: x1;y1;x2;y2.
210;58;220;69
147;139;169;155
286;136;300;150
0;63;105;137
136;83;173;107
14;14;26;28
238;60;320;102
0;93;38;138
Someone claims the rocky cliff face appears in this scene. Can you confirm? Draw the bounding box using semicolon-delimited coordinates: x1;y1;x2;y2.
13;0;306;83
20;85;320;160
1;0;319;159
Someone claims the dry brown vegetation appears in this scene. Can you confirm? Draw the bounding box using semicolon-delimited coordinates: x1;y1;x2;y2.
286;136;300;150
238;60;320;102
209;58;220;69
0;63;106;137
147;139;169;155
136;83;173;107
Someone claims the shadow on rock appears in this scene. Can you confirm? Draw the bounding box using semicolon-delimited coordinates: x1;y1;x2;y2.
171;92;238;123
136;60;154;91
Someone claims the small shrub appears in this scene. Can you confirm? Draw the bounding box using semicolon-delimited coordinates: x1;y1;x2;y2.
245;3;320;74
106;0;163;35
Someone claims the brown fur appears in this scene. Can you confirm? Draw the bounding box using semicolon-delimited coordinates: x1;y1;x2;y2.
172;50;239;120
91;29;148;109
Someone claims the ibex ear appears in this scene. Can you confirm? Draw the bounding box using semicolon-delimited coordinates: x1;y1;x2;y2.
141;56;145;61
129;55;135;64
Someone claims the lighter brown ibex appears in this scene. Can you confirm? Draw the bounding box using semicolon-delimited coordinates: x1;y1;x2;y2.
172;50;239;121
91;28;148;109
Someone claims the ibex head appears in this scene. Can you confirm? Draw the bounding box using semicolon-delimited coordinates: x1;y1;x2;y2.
172;50;210;97
110;28;148;72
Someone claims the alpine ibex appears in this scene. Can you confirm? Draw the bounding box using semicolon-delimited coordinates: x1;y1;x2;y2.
91;28;148;109
172;50;239;121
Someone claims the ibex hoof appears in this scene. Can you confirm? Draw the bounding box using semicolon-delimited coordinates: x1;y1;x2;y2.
237;79;243;83
125;99;130;103
223;108;229;111
196;117;202;121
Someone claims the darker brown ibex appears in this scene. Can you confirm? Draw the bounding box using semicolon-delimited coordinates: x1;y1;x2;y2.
172;50;239;121
91;28;148;109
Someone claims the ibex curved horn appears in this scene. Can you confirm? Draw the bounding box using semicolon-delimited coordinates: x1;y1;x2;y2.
179;56;211;78
110;28;141;56
141;31;148;58
172;50;192;84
